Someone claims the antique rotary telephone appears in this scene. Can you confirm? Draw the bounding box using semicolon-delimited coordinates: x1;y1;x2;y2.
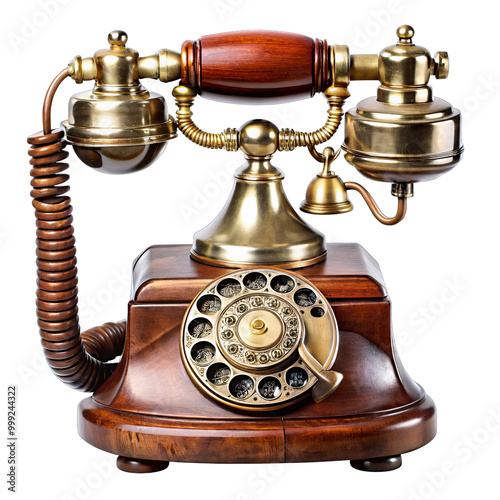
28;26;462;473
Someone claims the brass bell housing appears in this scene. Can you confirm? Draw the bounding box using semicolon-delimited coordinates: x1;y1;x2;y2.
301;147;353;215
342;25;463;183
62;30;179;174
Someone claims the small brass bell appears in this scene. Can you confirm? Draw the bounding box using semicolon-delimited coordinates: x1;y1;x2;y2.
300;147;353;215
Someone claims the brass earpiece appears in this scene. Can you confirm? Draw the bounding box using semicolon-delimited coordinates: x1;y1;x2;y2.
62;30;180;174
342;25;463;183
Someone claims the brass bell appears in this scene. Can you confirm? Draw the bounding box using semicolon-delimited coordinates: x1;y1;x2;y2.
300;147;353;215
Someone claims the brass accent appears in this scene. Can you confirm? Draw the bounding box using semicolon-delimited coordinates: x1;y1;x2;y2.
138;49;181;82
63;94;175;146
62;30;177;174
433;51;449;79
239;120;279;157
279;86;350;151
343;25;462;183
173;85;238;151
180;269;340;411
350;54;379;81
68;30;181;84
67;55;96;84
379;24;433;89
301;147;353;215
330;45;350;87
391;182;414;198
189;251;327;270
191;120;326;268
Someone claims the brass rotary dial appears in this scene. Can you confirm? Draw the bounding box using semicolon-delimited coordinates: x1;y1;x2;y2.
181;268;342;411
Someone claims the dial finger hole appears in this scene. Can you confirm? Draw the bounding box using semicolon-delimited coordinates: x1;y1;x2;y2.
206;363;231;386
293;288;317;307
190;341;216;365
217;278;242;298
286;367;309;389
258;376;282;400
229;375;254;400
187;318;213;338
197;294;222;314
243;272;267;290
311;306;325;317
270;274;295;294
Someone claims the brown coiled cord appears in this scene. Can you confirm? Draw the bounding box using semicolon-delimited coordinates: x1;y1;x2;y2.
27;69;126;392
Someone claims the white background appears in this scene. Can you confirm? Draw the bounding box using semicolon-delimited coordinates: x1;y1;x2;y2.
2;0;499;499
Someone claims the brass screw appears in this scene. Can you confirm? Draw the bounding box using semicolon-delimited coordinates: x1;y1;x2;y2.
236;304;248;313
271;349;283;359
267;298;279;308
228;344;239;354
246;352;256;363
433;52;449;79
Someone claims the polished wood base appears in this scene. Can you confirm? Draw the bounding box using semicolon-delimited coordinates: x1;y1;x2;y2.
77;244;436;471
80;395;435;467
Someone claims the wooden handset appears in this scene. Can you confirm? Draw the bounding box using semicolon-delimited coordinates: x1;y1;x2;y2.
181;31;333;102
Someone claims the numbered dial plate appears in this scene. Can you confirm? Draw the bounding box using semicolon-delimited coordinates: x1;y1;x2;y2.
218;293;302;371
181;268;338;411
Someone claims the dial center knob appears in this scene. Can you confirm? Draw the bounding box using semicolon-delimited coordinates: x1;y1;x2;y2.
238;310;283;350
250;319;268;335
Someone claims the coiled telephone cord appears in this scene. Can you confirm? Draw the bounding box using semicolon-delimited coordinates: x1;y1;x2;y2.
27;69;126;392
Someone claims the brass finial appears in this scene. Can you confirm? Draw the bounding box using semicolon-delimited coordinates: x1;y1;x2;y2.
108;30;128;47
397;25;414;44
239;120;279;157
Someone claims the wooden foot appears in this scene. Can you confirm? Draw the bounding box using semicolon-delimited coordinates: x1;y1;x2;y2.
350;455;402;472
116;456;169;473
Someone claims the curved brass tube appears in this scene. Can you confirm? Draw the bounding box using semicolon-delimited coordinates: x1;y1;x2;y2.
279;86;350;152
345;182;407;225
42;68;69;134
173;85;239;151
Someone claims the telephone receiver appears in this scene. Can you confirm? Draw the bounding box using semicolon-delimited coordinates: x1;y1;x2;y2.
28;26;462;473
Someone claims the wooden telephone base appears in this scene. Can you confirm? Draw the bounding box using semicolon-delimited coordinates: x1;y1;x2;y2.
78;243;436;472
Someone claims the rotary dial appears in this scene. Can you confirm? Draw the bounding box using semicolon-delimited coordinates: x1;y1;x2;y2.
181;268;339;411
